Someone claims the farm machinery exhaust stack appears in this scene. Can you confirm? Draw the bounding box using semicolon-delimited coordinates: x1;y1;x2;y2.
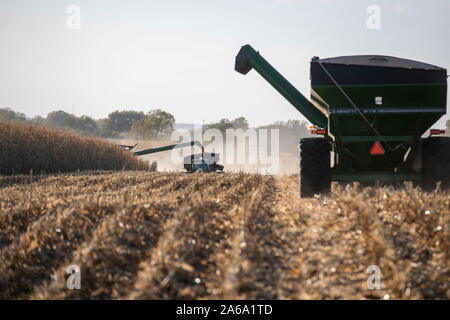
235;44;449;197
125;140;224;173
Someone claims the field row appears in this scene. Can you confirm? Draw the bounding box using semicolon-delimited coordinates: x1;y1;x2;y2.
0;172;448;299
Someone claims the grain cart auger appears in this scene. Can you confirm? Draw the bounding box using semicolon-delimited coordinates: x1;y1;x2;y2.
128;141;224;173
235;44;449;197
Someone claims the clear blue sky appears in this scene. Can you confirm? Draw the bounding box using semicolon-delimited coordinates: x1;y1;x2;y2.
0;0;449;127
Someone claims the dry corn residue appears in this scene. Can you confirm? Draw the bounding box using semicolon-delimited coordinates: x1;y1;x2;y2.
0;172;448;299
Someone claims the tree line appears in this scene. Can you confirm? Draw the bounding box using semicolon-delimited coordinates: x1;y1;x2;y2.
0;107;323;147
0;108;176;140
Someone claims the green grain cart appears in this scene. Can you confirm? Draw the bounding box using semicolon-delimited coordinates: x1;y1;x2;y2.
235;44;449;197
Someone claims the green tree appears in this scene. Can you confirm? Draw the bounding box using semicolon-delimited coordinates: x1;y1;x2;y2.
231;117;249;130
0;108;26;122
207;118;233;133
46;110;76;128
264;119;308;132
103;110;145;135
131;109;175;140
207;117;250;133
46;110;99;136
75;116;98;135
30;115;45;125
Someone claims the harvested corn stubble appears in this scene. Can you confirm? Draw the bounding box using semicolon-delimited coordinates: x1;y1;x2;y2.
0;172;448;299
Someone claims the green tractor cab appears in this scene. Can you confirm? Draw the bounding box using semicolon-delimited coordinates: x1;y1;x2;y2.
183;153;224;173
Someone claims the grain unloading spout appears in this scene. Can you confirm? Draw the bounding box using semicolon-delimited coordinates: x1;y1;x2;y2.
133;141;204;156
235;44;328;129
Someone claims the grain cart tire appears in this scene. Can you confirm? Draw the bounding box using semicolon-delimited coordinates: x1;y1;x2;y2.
299;138;331;197
422;137;450;191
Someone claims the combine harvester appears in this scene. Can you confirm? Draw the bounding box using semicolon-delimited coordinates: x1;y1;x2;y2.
235;44;449;197
124;140;224;173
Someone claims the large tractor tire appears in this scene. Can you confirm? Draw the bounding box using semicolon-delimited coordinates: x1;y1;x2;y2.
299;138;331;198
422;137;450;191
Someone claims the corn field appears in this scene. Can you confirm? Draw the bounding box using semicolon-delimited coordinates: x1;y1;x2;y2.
0;121;153;174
